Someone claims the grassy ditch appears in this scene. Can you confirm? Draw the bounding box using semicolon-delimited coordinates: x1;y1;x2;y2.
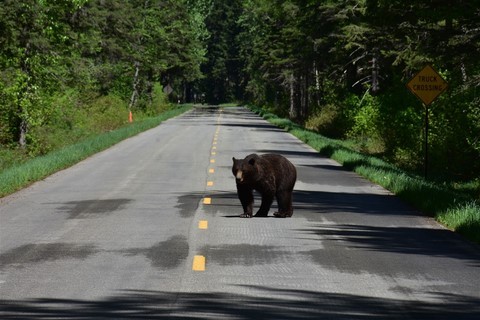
250;106;480;244
0;105;192;198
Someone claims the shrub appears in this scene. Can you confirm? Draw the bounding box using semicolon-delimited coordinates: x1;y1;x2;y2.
305;103;346;138
86;94;129;132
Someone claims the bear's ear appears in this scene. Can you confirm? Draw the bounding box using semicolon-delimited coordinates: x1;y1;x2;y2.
232;157;236;163
248;158;255;166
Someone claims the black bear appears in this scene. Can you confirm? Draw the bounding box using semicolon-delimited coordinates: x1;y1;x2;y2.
231;153;296;218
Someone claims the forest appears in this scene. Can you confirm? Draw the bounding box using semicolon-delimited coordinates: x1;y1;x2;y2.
0;0;209;166
200;0;480;183
1;0;479;185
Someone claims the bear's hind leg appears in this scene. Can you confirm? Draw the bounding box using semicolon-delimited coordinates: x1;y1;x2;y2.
274;190;293;218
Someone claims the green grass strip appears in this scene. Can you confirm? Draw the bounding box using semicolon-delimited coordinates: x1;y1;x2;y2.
438;202;480;244
0;105;192;198
250;105;480;244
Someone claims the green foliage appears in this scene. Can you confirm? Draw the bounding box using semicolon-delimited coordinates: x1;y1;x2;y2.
348;90;380;139
225;0;480;182
1;0;208;161
149;83;171;115
85;95;129;132
305;104;346;138
0;146;29;173
2;0;479;196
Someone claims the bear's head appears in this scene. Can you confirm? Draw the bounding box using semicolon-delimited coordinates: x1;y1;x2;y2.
232;154;260;184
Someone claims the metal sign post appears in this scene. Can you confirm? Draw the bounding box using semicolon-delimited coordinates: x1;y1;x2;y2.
424;103;429;179
406;65;448;179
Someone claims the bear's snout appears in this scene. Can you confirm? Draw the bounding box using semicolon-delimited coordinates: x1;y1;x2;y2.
235;170;244;182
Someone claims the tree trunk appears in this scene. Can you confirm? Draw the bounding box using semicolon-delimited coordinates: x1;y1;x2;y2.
19;118;27;148
371;53;380;94
129;61;141;110
288;73;297;119
313;60;321;106
460;60;467;83
18;45;31;149
300;70;309;119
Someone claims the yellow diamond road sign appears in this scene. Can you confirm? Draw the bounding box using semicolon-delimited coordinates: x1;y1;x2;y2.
407;65;448;105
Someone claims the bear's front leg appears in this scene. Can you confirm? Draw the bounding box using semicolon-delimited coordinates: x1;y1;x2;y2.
255;192;274;217
237;184;254;218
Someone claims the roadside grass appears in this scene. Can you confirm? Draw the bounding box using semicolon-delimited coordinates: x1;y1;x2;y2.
251;105;480;244
438;202;480;244
0;105;192;198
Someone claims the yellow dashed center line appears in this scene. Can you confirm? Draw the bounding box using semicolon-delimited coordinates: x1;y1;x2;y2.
192;255;206;271
198;220;208;229
195;124;222;273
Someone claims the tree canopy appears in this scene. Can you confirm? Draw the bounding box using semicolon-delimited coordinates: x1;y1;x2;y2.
1;0;479;181
231;0;480;180
1;0;207;152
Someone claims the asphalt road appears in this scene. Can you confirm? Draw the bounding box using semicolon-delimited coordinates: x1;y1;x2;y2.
1;106;479;319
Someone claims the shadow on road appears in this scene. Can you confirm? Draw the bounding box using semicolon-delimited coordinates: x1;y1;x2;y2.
1;288;479;319
186;186;480;266
294;188;480;269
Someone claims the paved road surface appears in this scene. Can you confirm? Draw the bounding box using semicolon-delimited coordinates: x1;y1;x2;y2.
1;106;479;319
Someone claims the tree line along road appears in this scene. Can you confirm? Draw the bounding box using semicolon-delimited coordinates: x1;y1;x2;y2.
0;106;479;319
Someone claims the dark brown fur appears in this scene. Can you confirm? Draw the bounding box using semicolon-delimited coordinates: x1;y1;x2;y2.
232;154;296;218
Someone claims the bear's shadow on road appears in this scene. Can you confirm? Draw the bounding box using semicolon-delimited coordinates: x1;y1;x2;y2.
1;287;479;319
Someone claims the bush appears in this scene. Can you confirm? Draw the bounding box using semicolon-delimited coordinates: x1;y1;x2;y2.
24;91;129;157
150;83;171;115
85;95;129;132
305;103;346;138
348;90;380;138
